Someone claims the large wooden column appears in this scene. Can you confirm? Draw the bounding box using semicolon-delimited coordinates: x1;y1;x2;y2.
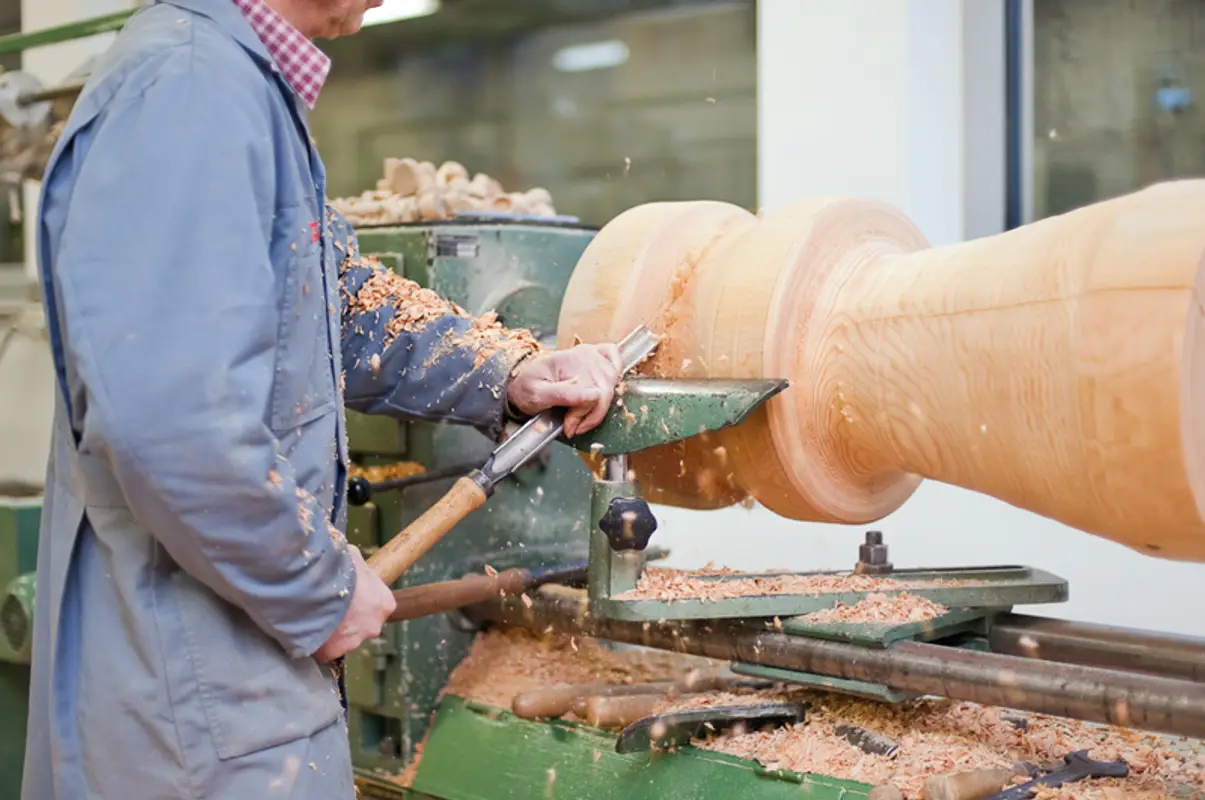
559;182;1205;562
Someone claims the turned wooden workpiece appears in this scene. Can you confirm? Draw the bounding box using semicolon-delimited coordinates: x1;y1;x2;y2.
557;182;1205;560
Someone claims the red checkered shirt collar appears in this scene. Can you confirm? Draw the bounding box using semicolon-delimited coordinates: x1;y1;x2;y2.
231;0;330;108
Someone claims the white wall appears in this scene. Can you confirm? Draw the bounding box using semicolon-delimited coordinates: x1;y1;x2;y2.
653;0;1205;639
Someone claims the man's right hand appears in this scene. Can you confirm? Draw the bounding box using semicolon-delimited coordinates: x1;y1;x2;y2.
314;545;397;662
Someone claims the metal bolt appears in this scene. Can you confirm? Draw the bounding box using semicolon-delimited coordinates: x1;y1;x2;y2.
856;530;893;575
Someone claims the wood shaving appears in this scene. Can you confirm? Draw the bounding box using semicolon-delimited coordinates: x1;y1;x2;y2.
800;593;949;626
348;461;426;484
342;253;543;366
440;627;708;711
393;735;428;788
441;628;1205;800
331;158;559;225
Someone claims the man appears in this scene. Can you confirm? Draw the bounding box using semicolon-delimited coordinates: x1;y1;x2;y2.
24;0;622;797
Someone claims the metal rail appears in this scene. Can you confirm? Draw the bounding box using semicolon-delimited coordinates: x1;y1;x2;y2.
473;591;1205;741
19;80;86;106
0;10;134;56
990;612;1205;683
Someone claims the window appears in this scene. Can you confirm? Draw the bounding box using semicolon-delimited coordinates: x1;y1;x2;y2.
313;0;757;227
1031;0;1205;219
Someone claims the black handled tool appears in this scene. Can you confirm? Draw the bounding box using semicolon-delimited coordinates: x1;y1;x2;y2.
615;702;805;754
347;461;481;507
366;326;660;585
984;750;1128;799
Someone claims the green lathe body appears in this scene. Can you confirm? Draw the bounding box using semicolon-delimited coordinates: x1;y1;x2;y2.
0;499;39;798
346;220;600;785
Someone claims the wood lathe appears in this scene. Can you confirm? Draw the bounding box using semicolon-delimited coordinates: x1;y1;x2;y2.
11;174;1202;798
324;183;1205;799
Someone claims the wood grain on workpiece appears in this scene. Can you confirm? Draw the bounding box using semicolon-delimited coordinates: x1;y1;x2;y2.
558;201;758;509
557;181;1205;560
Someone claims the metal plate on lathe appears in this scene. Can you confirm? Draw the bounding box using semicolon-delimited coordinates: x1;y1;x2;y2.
779;607;991;647
730;662;920;704
591;565;1067;622
564;377;788;455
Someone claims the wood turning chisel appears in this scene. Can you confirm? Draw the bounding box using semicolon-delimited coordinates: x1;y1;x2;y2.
367;325;661;585
388;546;670;623
387;561;587;623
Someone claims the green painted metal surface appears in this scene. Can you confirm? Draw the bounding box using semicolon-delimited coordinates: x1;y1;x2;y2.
399;695;870;800
0;499;40;664
779;607;991;647
564;378;788;456
0;663;30;795
730;663;919;704
0;498;38;800
599;565;1068;622
0;10;133;55
346;221;599;781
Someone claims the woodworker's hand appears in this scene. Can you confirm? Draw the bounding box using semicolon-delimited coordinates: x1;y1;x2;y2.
314;545;397;662
506;343;624;437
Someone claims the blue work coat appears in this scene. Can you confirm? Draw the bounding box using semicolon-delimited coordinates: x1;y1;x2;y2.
24;1;514;797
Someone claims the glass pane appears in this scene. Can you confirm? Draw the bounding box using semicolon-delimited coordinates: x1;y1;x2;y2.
1033;0;1205;219
313;0;756;227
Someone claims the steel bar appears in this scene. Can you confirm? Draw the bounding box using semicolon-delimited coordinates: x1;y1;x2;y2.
19;80;86;106
0;10;134;55
990;612;1205;683
472;591;1205;740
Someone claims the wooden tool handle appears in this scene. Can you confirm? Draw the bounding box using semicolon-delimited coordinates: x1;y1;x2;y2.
368;476;488;584
513;681;675;720
512;670;739;722
922;766;1023;800
388;569;530;623
584;694;663;729
867;786;904;800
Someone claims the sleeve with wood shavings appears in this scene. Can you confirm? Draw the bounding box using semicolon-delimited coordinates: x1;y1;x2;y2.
47;72;354;660
329;206;542;440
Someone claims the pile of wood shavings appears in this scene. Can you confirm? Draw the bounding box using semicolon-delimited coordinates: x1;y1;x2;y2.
342;253;543;367
348;461;426;484
693;691;1205;799
439;627;700;711
438;628;1204;800
619;566;982;604
620;566;907;602
331;158;558;225
800;592;949;625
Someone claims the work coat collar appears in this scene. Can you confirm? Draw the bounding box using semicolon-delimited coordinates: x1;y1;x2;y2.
153;0;275;68
151;0;322;152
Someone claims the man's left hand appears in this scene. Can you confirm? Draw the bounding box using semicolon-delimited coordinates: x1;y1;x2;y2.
507;343;624;437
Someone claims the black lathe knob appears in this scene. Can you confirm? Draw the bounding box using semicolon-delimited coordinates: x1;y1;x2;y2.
855;530;893;575
599;497;658;552
347;477;373;507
